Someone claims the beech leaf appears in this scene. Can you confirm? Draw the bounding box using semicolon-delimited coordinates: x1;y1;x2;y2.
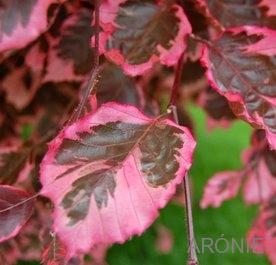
196;0;276;29
97;0;192;76
0;145;30;185
40;103;195;257
242;146;276;205
264;148;276;176
42;237;67;265
0;0;59;52
200;171;243;208
155;224;174;254
202;27;276;149
0;185;35;243
1;40;47;110
44;7;95;82
197;87;235;129
248;194;276;264
96;62;159;116
96;63;141;107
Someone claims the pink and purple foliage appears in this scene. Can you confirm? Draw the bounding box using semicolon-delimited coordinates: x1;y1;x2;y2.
201;27;276;149
0;0;276;264
0;185;34;243
96;0;192;76
40;103;195;257
0;0;60;52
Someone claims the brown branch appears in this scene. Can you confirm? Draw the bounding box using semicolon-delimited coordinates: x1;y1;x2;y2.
168;106;199;265
167;52;199;264
183;171;198;265
73;0;101;121
168;52;185;106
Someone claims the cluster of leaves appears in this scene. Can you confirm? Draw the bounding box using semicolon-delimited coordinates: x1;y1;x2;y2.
0;0;275;264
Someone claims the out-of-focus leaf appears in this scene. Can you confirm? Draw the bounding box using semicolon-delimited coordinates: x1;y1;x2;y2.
0;0;60;52
248;194;276;264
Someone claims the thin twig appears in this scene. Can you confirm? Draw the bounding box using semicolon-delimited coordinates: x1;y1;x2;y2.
183;172;198;265
168;52;185;106
73;0;101;121
169;106;199;265
94;0;100;68
167;53;199;264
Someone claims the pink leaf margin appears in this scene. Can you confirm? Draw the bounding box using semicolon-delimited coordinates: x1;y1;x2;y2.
259;0;276;17
95;0;192;76
195;0;276;29
247;201;276;264
201;26;276;150
200;171;243;209
0;185;34;243
242;148;276;205
0;0;59;53
39;102;196;258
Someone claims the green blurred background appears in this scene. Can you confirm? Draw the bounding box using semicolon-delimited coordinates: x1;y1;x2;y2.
19;105;269;265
